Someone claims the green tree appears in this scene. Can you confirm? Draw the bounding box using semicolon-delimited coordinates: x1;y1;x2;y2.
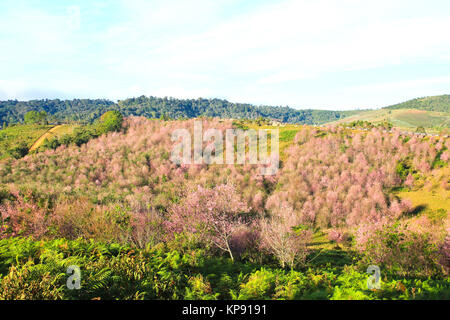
8;141;29;159
24;110;47;125
416;126;426;134
97;111;123;134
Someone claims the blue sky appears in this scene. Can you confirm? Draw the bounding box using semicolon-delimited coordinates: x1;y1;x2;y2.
1;0;450;110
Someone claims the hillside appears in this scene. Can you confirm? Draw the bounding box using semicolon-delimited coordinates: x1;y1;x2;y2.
385;95;450;113
28;124;79;152
328;108;449;132
0;96;361;126
0;124;52;159
0;118;448;299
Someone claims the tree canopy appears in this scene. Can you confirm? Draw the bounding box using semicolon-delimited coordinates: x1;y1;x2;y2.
24;110;47;125
0;97;360;126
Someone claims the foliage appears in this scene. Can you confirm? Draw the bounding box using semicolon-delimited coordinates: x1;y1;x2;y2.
0;99;116;125
0;118;448;300
24;111;47;125
359;223;444;277
268;127;433;229
385;94;450;113
0;124;51;159
0;96;360;126
97;110;124;135
167;184;250;261
38;111;124;151
7;141;29;159
341;120;393;130
0;238;448;300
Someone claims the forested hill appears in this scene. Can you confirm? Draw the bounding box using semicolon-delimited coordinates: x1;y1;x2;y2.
116;96;359;124
0;96;359;126
0;99;116;125
384;95;450;113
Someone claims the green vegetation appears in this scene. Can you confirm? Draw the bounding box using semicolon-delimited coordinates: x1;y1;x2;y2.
116;96;361;125
38;110;124;151
385;95;450;113
97;110;124;134
0;99;116;125
0;96;362;126
29;125;79;152
24;111;48;125
329;108;449;133
0;113;448;300
1;95;449;130
0;124;52;159
340;120;393;130
0;238;448;300
0;111;123;160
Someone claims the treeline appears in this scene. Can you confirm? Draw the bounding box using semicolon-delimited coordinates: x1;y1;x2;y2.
116;96;360;124
385;95;450;113
0;99;116;125
0;96;360;126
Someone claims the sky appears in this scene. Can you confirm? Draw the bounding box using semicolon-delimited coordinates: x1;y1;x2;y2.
1;0;450;110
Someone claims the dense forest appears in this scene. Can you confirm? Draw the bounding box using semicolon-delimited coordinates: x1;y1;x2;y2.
116;96;360;124
0;99;117;125
0;96;360;126
385;95;450;113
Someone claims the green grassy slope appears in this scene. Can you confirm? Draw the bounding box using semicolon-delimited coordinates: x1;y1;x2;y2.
327;109;449;132
385;95;450;113
29;124;79;152
0;124;52;159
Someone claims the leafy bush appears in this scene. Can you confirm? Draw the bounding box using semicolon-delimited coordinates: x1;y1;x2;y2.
8;141;29;159
360;223;444;277
97;110;123;134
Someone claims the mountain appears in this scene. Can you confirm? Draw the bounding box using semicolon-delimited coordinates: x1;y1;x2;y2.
0;96;361;126
384;95;450;113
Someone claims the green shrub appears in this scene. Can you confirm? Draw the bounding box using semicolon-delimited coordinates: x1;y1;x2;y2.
360;224;443;277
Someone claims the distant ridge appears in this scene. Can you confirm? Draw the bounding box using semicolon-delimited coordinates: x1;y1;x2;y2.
0;96;360;126
328;94;450;132
384;94;450;113
3;94;448;127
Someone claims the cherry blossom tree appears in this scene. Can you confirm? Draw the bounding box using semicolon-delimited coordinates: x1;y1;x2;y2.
167;184;250;261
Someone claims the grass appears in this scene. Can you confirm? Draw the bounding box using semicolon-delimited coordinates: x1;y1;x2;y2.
0;124;52;159
396;167;450;213
397;189;450;212
328;109;450;133
242;122;303;160
394;110;450;129
29;124;79;152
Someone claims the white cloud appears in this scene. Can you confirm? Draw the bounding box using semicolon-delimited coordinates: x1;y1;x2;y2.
102;0;450;87
1;0;450;108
